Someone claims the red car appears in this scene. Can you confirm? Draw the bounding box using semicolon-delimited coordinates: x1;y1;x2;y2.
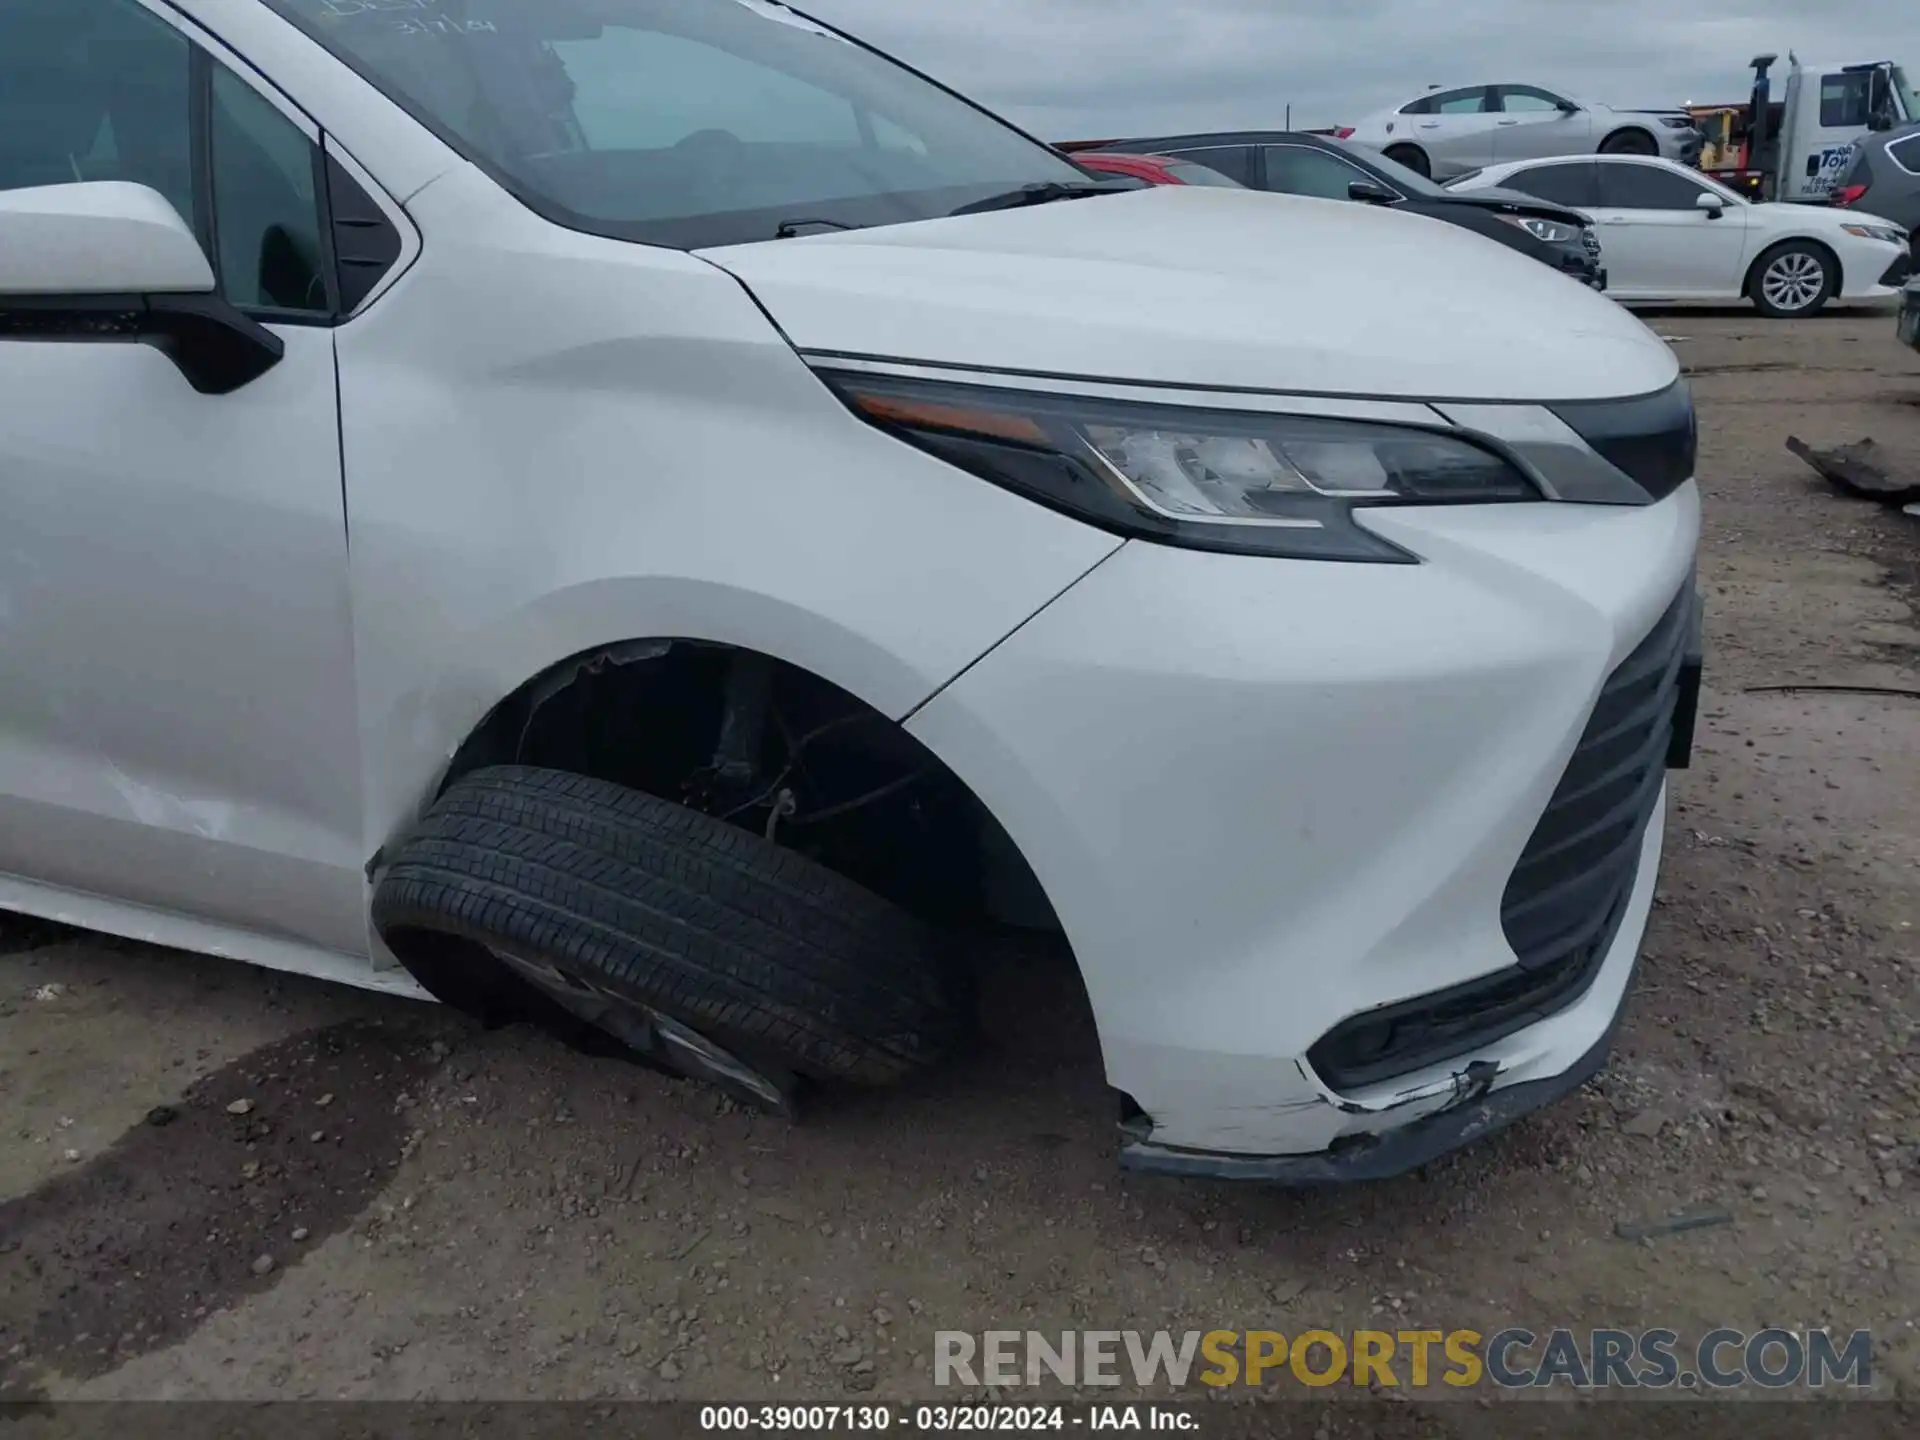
1063;150;1244;188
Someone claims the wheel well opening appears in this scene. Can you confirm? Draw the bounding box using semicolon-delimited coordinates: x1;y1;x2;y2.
1600;125;1656;148
1744;236;1839;296
442;640;1062;934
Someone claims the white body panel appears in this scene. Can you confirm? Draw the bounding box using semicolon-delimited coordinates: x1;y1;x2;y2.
909;488;1699;1154
334;163;1123;871
700;187;1678;403
0;183;215;295
0;322;369;955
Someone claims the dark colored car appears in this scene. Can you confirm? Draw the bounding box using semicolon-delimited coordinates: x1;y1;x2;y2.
1069;152;1245;188
1831;124;1920;245
1060;131;1605;289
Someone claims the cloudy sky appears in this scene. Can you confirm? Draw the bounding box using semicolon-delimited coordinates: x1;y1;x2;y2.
797;0;1920;139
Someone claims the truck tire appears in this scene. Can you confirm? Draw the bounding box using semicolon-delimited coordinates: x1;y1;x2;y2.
1382;143;1429;177
1747;240;1835;318
371;766;965;1094
1599;128;1657;156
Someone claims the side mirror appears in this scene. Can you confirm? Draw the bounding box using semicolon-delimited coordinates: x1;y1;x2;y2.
1348;180;1398;204
1869;112;1895;132
1555;100;1581;114
1695;191;1725;216
0;182;282;395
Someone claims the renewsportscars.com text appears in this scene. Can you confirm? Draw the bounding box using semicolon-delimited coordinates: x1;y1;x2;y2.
934;1327;1874;1390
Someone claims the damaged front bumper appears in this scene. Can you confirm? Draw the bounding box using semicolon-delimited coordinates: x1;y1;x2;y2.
1117;1001;1626;1183
1116;590;1700;1186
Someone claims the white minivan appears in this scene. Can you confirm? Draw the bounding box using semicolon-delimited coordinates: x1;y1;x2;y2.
0;0;1701;1182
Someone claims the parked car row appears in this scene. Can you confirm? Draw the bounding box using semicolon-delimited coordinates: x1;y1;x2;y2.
1060;133;1911;318
1062;132;1607;289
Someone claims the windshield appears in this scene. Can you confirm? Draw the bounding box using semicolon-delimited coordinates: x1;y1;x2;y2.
1895;65;1920;120
264;0;1089;248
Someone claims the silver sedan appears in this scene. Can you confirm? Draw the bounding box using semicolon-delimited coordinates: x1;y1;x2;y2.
1346;83;1704;178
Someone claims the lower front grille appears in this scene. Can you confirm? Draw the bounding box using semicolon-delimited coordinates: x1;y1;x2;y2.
1307;587;1692;1091
1881;253;1913;288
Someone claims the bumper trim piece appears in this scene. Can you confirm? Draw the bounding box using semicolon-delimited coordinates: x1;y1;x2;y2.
1118;995;1628;1184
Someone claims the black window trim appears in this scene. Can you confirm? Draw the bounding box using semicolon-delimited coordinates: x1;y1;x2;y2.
1888;131;1920;175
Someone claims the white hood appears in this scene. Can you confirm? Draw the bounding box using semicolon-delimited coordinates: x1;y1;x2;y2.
697;186;1679;403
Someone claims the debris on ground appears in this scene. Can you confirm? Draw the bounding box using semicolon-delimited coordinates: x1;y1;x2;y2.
1613;1208;1735;1243
1786;435;1920;505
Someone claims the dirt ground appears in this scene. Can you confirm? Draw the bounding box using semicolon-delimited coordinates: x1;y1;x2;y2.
3;308;1919;1417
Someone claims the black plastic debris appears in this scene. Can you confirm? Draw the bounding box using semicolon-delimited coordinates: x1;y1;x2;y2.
1786;436;1920;506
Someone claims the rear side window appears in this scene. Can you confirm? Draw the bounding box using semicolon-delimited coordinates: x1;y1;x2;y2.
1262;145;1370;200
1402;87;1490;116
1506;161;1599;208
1820;72;1871;128
1890;132;1920;173
209;67;330;315
1163;145;1255;186
1163;160;1242;188
1597;162;1712;210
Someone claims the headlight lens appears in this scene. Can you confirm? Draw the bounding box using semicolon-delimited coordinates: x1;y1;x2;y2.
1499;214;1579;244
824;373;1541;563
1841;222;1905;244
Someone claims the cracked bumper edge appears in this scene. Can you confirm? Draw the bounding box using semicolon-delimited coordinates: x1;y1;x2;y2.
1116;989;1629;1185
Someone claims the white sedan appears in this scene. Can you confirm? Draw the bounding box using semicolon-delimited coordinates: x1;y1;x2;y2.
1449;155;1912;316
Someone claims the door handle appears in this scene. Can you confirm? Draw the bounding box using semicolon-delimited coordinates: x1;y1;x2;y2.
1497;119;1519;126
1418;122;1439;129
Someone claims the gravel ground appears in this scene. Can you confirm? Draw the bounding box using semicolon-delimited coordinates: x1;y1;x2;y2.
2;310;1918;1416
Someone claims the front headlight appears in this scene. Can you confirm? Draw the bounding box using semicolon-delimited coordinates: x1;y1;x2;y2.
1841;222;1906;244
824;372;1541;563
1499;214;1579;245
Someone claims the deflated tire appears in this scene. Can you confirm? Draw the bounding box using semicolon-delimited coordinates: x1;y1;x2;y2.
371;766;965;1097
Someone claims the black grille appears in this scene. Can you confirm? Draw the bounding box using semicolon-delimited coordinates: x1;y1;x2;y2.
1307;588;1692;1091
1881;253;1913;289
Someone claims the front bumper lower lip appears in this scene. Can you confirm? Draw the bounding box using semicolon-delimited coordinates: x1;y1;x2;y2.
1117;993;1628;1184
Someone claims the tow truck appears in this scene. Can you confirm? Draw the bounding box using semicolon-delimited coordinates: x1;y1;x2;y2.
1687;53;1917;202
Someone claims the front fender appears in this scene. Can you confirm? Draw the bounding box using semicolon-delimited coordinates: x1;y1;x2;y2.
338;168;1118;867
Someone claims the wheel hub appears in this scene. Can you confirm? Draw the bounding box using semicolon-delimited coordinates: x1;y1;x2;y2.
1762;253;1823;312
487;947;799;1117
